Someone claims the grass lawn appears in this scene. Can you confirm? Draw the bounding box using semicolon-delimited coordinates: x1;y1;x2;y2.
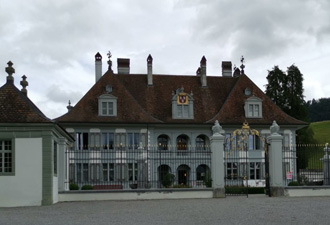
300;121;330;169
310;120;330;144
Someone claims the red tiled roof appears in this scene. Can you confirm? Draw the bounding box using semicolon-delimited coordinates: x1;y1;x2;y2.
56;71;307;126
0;81;51;123
208;75;307;125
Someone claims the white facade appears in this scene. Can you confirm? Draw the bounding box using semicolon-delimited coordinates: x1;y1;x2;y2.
0;138;42;207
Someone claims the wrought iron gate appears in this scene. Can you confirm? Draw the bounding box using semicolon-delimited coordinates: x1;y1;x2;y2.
224;122;270;197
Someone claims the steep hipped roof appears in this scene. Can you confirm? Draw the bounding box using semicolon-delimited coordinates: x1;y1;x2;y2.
0;81;51;123
56;70;307;126
207;74;307;125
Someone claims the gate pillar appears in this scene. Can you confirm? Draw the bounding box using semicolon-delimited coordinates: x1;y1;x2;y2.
267;121;284;197
211;120;225;198
58;137;68;192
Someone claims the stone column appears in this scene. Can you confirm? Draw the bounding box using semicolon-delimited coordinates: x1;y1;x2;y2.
323;144;330;185
137;143;148;189
58;137;68;192
267;121;284;197
210;120;225;197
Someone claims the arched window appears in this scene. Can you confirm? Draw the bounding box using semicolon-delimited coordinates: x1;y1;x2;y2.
177;135;189;150
196;165;211;187
177;164;191;185
158;135;169;150
196;135;209;150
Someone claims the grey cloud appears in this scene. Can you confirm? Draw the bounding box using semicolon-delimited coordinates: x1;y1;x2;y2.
183;0;330;61
46;84;82;104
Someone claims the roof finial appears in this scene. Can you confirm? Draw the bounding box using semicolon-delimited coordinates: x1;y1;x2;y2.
5;61;15;83
107;51;113;72
20;75;28;96
67;100;73;112
240;56;245;75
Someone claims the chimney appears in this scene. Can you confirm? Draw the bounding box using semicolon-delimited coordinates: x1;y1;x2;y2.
117;58;130;74
147;54;153;86
200;56;207;87
20;75;28;96
222;61;232;77
95;52;102;83
5;61;15;84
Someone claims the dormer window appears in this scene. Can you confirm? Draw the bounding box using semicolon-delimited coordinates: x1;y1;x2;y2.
98;94;117;116
244;96;262;118
172;87;194;119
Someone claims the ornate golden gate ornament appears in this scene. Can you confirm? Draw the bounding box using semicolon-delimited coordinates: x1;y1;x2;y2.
225;121;267;158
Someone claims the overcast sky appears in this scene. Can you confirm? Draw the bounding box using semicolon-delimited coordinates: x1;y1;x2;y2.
1;0;329;119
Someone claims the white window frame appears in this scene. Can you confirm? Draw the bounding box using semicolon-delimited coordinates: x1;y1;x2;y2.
0;140;14;175
98;94;117;116
244;96;262;118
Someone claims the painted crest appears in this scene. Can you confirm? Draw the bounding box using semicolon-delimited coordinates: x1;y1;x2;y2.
177;93;188;105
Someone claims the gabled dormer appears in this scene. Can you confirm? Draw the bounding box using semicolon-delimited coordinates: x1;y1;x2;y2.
244;96;262;118
98;85;117;116
172;87;194;119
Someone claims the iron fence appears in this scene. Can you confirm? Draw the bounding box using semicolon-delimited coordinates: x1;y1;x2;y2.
224;146;267;196
66;146;212;190
283;144;328;186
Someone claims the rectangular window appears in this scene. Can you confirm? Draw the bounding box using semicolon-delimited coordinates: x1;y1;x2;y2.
90;133;100;150
248;135;260;150
226;162;238;180
128;163;138;181
248;105;253;117
249;162;261;180
91;164;100;182
76;132;89;150
128;133;139;150
101;101;115;116
103;163;108;182
0;140;13;174
115;164;126;181
102;133;115;150
109;163;114;181
248;104;260;117
254;105;259;117
102;102;107;115
108;102;114;115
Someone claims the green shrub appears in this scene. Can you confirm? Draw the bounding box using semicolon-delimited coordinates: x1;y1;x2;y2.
69;183;79;190
288;181;300;186
81;185;93;190
225;186;265;194
204;171;212;188
162;173;175;188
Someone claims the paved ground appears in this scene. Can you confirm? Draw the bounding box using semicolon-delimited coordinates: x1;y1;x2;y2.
1;195;330;225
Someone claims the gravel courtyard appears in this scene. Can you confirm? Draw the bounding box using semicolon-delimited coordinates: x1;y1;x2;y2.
1;195;329;225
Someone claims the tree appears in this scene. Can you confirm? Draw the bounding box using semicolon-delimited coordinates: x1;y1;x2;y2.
307;98;330;122
284;65;308;121
265;64;312;144
265;64;307;122
265;66;286;109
